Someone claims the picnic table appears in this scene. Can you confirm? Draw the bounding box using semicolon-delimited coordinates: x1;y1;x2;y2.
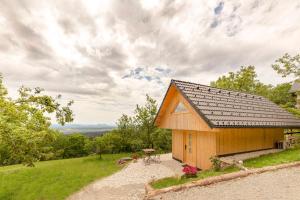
142;148;160;165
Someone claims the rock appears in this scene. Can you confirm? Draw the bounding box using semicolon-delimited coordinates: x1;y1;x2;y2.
120;157;133;161
117;157;133;165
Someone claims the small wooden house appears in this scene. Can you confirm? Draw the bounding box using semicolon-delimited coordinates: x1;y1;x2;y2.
155;80;300;170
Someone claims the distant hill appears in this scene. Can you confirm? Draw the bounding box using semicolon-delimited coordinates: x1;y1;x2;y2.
51;123;116;137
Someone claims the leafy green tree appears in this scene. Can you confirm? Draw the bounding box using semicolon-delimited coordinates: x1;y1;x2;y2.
210;66;272;97
151;129;171;152
271;53;300;114
134;95;158;148
84;138;95;155
0;73;74;166
116;114;135;151
102;132;122;153
0;94;49;166
268;83;295;107
94;132;122;155
95;94;171;154
94;136;105;159
272;53;300;77
16;86;74;126
63;134;89;158
285;107;300;118
51;133;68;159
211;66;298;114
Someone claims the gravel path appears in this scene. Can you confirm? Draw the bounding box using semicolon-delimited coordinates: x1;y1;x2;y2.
68;153;182;200
153;167;300;200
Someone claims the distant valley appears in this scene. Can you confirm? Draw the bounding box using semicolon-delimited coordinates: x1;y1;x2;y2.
51;124;116;137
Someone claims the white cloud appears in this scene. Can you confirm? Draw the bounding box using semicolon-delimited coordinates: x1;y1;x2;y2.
0;0;299;123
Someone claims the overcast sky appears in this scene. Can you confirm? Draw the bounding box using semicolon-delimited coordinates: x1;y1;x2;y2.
0;0;300;124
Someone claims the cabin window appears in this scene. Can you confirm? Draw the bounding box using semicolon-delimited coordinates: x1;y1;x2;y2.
174;102;188;113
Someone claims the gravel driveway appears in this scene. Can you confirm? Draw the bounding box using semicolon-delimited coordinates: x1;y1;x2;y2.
67;153;182;200
153;167;300;200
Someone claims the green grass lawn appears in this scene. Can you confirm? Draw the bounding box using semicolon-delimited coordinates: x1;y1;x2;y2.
244;147;300;168
151;166;239;189
0;153;129;200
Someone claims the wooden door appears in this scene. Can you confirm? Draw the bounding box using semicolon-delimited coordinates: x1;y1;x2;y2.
184;132;197;166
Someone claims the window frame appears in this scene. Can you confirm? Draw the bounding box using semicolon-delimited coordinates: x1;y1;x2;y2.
173;101;188;114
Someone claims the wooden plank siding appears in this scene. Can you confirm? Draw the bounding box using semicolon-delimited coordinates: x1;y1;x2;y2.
156;84;212;131
196;131;216;169
172;128;284;169
215;128;284;155
172;130;184;161
172;130;216;170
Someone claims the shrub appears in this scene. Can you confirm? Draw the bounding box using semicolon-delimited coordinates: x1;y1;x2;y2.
182;165;197;177
210;156;221;171
60;133;89;158
151;129;172;152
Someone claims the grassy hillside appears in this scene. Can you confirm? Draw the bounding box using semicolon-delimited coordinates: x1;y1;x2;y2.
0;153;128;200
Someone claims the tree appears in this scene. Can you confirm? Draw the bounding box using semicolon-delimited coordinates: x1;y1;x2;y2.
210;66;298;113
50;132;68;159
102;131;122;153
97;94;171;153
94;136;105;159
268;83;295;107
63;134;89;158
84;138;95;155
210;66;272;97
94;132;122;157
272;53;300;77
151;129;171;152
134;94;158;148
16;86;74;126
116;114;136;151
270;53;300;119
0;73;74;166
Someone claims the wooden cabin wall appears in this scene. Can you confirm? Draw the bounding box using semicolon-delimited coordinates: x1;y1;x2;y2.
215;128;284;155
172;130;184;161
172;130;216;170
196;131;216;170
158;85;211;131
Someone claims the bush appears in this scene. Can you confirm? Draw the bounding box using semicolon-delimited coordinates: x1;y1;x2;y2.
128;138;144;152
210;156;221;171
63;134;89;158
152;129;172;152
182;165;198;178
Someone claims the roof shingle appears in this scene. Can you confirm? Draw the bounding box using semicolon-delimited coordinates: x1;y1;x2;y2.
172;79;300;128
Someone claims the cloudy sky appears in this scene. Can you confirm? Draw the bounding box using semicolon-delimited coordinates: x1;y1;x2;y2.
0;0;300;124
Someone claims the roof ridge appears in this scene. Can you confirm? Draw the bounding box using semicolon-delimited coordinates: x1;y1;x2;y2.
171;79;265;98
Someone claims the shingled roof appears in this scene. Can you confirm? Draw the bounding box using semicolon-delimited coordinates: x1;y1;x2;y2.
170;79;300;128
